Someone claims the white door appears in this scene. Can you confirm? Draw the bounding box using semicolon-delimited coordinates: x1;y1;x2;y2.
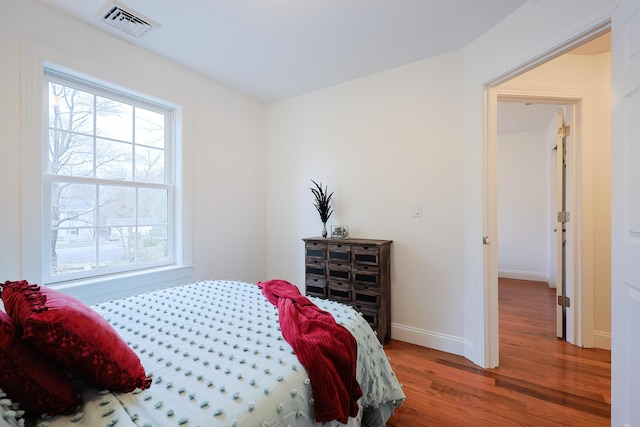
556;109;566;339
555;107;576;343
611;0;640;425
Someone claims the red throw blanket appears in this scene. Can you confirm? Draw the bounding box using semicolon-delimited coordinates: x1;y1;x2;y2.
258;279;362;423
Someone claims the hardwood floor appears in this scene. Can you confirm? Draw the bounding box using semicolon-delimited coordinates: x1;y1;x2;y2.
384;277;611;426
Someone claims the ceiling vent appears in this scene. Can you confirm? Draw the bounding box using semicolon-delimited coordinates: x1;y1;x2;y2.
98;1;160;38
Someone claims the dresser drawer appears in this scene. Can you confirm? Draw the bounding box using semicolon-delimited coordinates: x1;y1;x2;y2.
305;242;327;260
305;278;327;298
353;304;379;330
305;260;326;279
328;244;351;262
353;245;380;266
353;286;381;307
353;266;380;287
328;282;352;302
328;263;350;282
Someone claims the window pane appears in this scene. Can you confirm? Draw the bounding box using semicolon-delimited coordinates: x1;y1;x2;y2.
139;226;168;263
135;145;164;183
99;186;136;267
96;139;132;180
52;231;97;276
49;83;94;134
138;189;168;264
139;188;168;224
135;108;165;148
99;185;135;228
53;182;96;228
96;96;133;142
49;131;94;176
51;183;97;276
101;226;137;267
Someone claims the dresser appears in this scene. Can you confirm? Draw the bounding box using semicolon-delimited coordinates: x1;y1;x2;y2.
303;237;392;343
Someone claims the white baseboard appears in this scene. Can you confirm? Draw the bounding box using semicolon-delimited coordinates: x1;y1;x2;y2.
498;269;548;283
593;330;611;350
391;323;467;357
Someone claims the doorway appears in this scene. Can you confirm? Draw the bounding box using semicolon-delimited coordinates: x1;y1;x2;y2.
496;100;572;340
486;30;612;365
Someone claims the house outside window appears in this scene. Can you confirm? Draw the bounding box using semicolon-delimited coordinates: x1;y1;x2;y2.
44;68;175;284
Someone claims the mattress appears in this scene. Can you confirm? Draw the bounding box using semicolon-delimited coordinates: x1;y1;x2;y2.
35;280;405;427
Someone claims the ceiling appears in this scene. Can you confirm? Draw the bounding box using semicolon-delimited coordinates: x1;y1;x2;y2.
498;102;560;134
38;0;528;103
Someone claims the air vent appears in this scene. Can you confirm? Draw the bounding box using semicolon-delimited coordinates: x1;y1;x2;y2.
98;1;160;38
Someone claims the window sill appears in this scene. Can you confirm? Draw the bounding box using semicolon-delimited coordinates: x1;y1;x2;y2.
50;265;195;305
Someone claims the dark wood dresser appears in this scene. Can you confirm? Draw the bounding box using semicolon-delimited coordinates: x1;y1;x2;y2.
303;237;392;343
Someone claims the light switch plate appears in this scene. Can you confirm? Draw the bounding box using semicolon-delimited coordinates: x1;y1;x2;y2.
413;202;422;218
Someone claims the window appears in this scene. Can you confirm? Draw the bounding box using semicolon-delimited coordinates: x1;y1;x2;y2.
44;69;175;284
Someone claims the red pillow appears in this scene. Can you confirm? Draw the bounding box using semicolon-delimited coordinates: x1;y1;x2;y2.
0;310;79;415
1;280;151;392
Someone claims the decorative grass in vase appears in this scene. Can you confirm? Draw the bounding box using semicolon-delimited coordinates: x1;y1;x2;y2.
310;180;333;237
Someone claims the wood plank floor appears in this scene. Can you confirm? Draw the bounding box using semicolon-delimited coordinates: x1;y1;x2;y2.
384;277;611;426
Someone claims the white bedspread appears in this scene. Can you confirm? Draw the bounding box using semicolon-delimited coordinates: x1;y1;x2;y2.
35;280;405;427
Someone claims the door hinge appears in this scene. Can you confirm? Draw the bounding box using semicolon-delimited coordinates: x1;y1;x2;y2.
557;295;571;308
557;211;570;223
558;125;570;138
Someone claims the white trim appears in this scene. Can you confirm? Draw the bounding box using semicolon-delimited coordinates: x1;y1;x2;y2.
593;330;611;350
481;87;499;368
42;69;177;284
481;21;612;368
391;323;469;357
487;20;613;88
498;269;548;283
489;87;588;352
20;39;193;295
20;40;46;284
50;264;194;305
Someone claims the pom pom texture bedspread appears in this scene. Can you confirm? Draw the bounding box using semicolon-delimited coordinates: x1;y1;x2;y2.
35;280;405;427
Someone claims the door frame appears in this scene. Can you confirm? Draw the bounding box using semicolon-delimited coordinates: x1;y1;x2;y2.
494;94;581;345
482;23;610;367
490;98;583;344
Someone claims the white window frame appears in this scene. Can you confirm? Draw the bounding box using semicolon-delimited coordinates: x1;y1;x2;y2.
20;46;192;302
43;68;176;284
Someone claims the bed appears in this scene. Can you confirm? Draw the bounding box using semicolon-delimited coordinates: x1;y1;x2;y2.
1;279;405;427
0;390;23;427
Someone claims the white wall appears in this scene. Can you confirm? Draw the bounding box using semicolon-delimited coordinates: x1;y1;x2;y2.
266;50;469;354
3;0;615;365
265;0;616;359
497;129;550;282
0;0;268;301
